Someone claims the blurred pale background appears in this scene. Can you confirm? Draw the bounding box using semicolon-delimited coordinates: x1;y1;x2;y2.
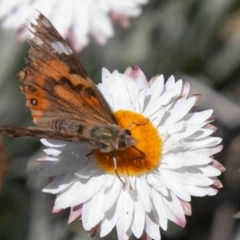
1;0;240;240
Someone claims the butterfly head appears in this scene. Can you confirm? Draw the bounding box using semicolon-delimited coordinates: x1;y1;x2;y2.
116;129;136;150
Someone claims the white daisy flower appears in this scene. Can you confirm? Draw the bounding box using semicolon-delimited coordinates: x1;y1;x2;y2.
36;66;225;240
0;0;147;51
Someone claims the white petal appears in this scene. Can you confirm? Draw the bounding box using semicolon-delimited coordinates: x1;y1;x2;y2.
122;190;134;232
151;188;167;230
165;75;175;90
82;198;93;230
145;214;161;240
70;175;106;206
161;171;191;201
43;171;76;194
132;202;145;238
102;176;122;212
147;75;164;103
116;216;132;240
43;148;61;156
84;190;105;230
198;165;221;177
184;110;213;125
163;97;197;125
40;139;66;148
192;145;223;157
135;178;152;212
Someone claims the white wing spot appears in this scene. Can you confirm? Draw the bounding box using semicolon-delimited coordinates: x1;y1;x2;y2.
51;41;73;55
41;18;51;27
33;36;43;45
66;45;73;54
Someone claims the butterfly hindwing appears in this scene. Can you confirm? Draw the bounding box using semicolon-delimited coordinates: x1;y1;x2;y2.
0;126;108;149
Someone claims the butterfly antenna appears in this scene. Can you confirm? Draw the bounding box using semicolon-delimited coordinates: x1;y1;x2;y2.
85;149;96;166
126;119;149;131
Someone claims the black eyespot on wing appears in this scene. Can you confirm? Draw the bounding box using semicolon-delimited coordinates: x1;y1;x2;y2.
29;85;37;92
31;98;38;106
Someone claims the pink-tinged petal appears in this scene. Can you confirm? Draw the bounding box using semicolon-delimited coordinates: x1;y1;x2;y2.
204;123;217;132
211;177;223;189
128;66;148;89
89;223;101;238
129;66;143;80
163;192;186;228
110;11;130;28
36;156;47;162
68;204;83;224
205;187;218;196
182;81;190;96
141;231;152;240
52;208;62;214
179;200;192;216
17;26;28;41
123;66;133;76
211;159;226;172
67;31;83;52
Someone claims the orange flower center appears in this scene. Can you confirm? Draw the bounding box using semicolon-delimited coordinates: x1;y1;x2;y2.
94;110;162;176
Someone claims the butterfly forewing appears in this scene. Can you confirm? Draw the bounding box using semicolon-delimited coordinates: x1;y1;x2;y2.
19;12;117;131
0;12;137;155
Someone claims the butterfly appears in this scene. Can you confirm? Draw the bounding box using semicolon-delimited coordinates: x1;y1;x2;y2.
0;13;140;175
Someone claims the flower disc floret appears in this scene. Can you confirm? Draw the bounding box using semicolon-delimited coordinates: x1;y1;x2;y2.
95;110;162;175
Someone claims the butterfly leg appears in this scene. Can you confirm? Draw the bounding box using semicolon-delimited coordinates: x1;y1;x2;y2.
111;151;125;187
85;149;96;165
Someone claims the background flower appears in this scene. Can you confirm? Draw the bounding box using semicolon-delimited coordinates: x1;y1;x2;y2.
36;67;224;240
0;0;147;51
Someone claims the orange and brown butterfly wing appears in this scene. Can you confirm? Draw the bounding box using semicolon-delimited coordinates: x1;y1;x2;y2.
18;12;117;133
